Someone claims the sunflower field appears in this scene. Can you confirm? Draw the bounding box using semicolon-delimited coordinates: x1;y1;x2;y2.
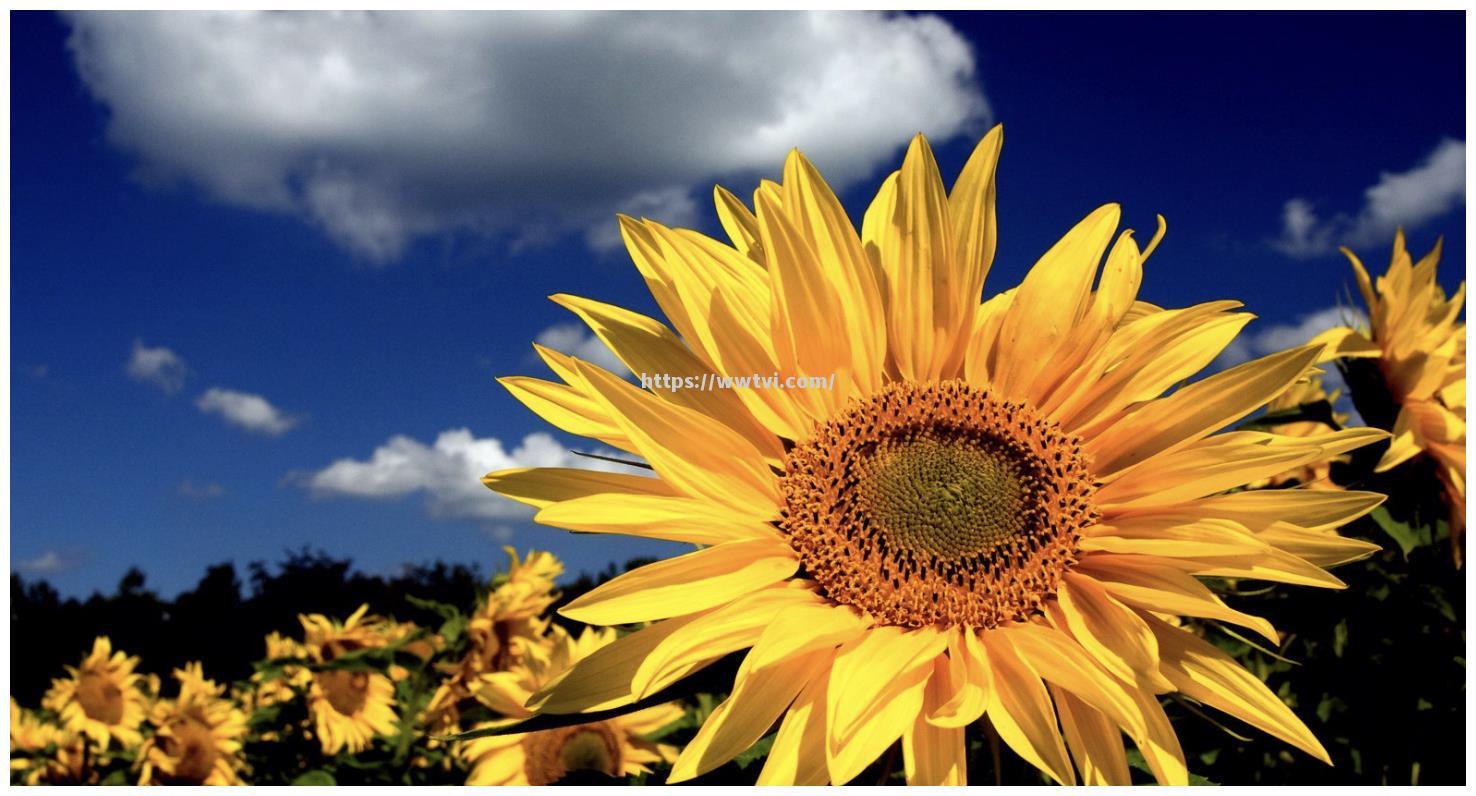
10;128;1465;786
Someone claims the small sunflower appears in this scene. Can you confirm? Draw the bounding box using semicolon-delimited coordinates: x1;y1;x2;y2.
1311;232;1466;557
136;663;249;785
247;631;313;714
300;605;400;756
485;127;1388;784
461;626;681;785
42;637;151;750
1255;375;1351;490
11;699;90;785
426;548;563;731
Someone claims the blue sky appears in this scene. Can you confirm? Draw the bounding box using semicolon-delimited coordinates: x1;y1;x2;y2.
11;11;1465;597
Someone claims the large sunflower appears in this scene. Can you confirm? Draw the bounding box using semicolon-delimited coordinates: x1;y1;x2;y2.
300;605;400;755
426;548;563;732
136;663;249;785
484;128;1387;784
1311;232;1465;558
41;637;151;750
461;625;681;785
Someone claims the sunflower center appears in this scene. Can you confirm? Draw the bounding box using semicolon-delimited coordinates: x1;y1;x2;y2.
318;670;370;716
75;672;125;725
780;380;1096;629
523;723;622;785
163;717;218;783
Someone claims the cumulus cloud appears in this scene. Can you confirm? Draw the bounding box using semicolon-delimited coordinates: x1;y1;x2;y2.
1217;305;1368;368
1274;139;1465;258
64;11;988;263
534;323;630;376
196;387;298;435
16;549;84;575
301;429;631;522
126;339;187;393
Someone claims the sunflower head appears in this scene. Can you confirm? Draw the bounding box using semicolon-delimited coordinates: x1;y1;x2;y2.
298;606;400;756
41;636;150;750
136;663;248;786
487;127;1388;785
10;700;90;786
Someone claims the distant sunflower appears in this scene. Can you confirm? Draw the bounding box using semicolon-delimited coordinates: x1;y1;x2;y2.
426;548;563;732
247;631;313;713
484;127;1388;784
42;637;150;750
136;663;248;785
461;626;681;785
11;699;90;785
1311;232;1466;558
300;605;399;755
1255;375;1351;490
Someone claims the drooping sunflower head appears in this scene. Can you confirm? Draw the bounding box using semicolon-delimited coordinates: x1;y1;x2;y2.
41;636;151;750
299;606;399;756
486;127;1389;784
1311;231;1465;551
136;663;249;786
461;626;681;786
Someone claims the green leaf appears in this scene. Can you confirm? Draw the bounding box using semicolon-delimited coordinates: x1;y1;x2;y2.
1369;507;1423;558
734;734;775;769
291;770;337;786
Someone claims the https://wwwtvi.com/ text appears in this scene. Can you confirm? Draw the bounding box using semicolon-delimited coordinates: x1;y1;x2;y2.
639;371;836;393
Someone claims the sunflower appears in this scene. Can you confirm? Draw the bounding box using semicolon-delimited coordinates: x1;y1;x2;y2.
1310;232;1465;558
1254;375;1351;490
41;637;151;750
482;127;1393;784
11;699;90;785
300;605;400;755
426;548;563;732
461;625;681;785
246;631;314;713
136;663;248;785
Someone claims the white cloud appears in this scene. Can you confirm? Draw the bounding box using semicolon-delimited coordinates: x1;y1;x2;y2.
302;429;632;522
1218;305;1368;368
126;339;187;393
1274;139;1465;258
535;323;630;376
196;387;298;435
177;480;227;500
16;549;83;575
64;11;988;263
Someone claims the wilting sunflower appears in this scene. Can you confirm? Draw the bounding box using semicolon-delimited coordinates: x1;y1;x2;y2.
484;127;1391;785
11;699;90;785
1254;375;1351;490
426;548;563;732
461;625;681;785
1311;232;1466;558
136;663;249;785
42;637;151;750
300;605;400;755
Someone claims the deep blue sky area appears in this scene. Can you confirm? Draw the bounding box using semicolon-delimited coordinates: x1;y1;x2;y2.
10;11;1466;598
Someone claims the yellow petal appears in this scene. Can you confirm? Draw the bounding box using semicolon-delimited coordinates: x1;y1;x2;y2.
991;204;1121;401
668;648;829;782
559;539;797;625
927;628;990;728
1086;344;1323;477
1051;685;1131;786
1002;622;1147;741
572;359;780;513
879;135;959;383
826;625;946;784
757;660;833;785
535;493;778;546
741;597;868;675
1053;573;1167;691
904;659;967;785
497;375;634;453
1149;615;1330;764
1308;325;1380;362
482;466;671;510
530;612;708;714
945;125;1004;374
713;184;762;261
977;628;1075;785
1074;554;1279;644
